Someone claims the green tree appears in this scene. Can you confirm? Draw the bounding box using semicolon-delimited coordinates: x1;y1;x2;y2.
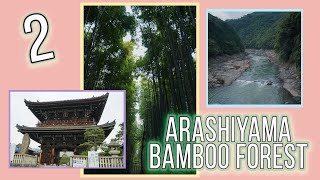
59;154;70;166
114;123;124;145
79;127;105;151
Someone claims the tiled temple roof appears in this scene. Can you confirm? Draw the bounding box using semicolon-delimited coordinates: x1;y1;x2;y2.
24;93;109;107
24;93;109;124
16;120;116;144
16;120;115;132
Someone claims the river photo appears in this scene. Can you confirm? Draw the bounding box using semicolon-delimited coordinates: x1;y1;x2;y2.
208;51;294;104
207;11;301;105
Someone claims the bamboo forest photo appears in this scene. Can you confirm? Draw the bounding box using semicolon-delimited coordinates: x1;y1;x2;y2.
83;5;197;174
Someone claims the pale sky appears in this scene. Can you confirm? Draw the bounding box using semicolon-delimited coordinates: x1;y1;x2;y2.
209;11;253;21
123;6;147;58
123;6;145;126
10;91;125;149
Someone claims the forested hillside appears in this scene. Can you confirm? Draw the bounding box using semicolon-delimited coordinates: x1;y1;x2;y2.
226;12;287;49
208;14;244;57
275;12;301;67
226;12;301;67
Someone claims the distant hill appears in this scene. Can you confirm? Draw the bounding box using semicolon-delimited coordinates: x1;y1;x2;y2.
226;12;301;67
208;14;244;57
226;12;288;49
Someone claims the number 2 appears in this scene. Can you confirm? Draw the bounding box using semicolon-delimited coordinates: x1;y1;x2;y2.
23;13;55;63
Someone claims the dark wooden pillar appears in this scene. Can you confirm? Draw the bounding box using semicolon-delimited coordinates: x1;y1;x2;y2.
39;145;42;164
51;146;55;164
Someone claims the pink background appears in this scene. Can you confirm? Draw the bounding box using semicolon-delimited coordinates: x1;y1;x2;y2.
0;0;318;179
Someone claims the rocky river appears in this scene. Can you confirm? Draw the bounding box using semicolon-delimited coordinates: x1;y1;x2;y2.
208;50;300;104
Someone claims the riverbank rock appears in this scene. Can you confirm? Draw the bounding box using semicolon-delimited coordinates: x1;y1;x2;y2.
292;96;301;104
208;78;225;88
208;53;250;88
266;80;273;85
